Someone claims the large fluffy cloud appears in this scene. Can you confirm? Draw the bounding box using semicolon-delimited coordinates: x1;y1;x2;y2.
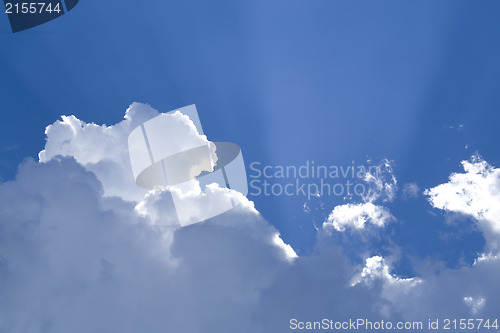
1;104;296;333
0;156;295;333
38;103;158;202
1;104;500;333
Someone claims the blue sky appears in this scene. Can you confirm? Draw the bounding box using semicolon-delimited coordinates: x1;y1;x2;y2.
1;0;500;297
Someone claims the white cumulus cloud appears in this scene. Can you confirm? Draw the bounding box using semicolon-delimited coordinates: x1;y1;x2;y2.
425;155;500;249
323;202;395;231
39;103;159;201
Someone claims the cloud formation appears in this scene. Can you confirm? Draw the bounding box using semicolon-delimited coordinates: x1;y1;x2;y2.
323;202;395;232
1;105;500;333
0;156;297;333
39;103;159;201
2;104;296;332
425;155;500;249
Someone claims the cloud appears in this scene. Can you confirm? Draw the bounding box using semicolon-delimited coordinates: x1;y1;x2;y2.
402;182;420;199
352;256;421;288
463;296;486;315
39;103;159;202
2;105;500;332
135;180;256;227
0;156;298;333
1;104;297;333
310;155;500;325
425;155;500;249
392;254;500;321
323;202;395;232
363;159;397;203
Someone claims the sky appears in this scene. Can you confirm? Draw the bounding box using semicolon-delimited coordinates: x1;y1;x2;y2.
1;1;500;332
